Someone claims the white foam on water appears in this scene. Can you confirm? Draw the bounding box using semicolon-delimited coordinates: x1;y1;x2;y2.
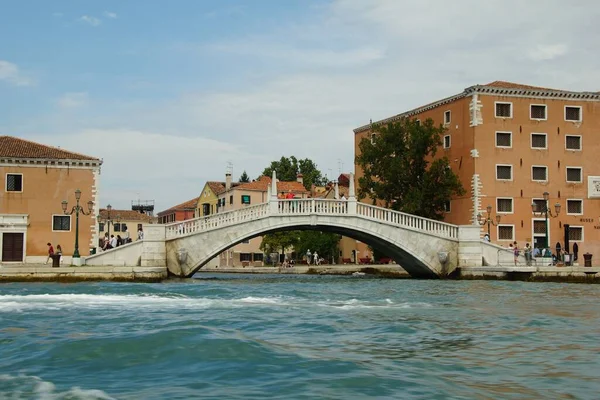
0;293;295;312
0;294;432;313
0;373;115;400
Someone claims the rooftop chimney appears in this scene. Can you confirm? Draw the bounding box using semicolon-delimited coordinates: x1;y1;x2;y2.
225;173;232;191
296;173;303;185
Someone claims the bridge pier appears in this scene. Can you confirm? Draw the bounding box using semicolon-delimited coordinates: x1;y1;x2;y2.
457;225;483;267
140;224;167;269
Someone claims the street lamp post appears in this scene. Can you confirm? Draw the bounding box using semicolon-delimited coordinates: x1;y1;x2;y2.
61;189;94;262
477;204;501;238
531;191;561;252
97;204;121;240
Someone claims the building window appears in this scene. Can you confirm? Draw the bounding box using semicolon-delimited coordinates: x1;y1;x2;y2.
443;200;451;213
52;215;71;231
444;110;451;124
240;253;251;262
531;133;547;149
229;195;233;205
565;106;582;122
498;225;514;241
253;253;264;262
566;199;583;215
495;102;512;118
566;167;582;183
137;224;143;231
530;104;547;120
122;223;128;233
6;174;23;192
202;203;210;216
370;133;377;144
241;195;251;205
497;198;513;213
113;223;121;232
532;199;546;213
565;135;581;150
99;222;105;232
415;119;421;127
496;165;512;180
568;226;583;241
496;132;512;148
241;239;250;244
532;166;548;182
533;220;547;235
443;135;451;149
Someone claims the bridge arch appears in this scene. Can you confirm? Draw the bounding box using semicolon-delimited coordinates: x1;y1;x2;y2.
165;204;460;278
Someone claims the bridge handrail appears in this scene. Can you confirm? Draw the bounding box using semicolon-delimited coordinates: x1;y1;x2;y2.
165;203;269;239
165;198;459;240
356;202;459;239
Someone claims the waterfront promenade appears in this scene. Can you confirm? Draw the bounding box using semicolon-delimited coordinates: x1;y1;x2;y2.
1;262;599;282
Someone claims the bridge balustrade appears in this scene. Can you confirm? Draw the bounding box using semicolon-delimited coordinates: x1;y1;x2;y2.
165;199;458;240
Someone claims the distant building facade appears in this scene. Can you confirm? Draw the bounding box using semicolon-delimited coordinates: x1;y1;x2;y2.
0;136;101;263
354;81;600;259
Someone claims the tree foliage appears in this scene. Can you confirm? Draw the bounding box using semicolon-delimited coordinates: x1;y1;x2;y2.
355;118;465;220
261;156;327;191
259;231;299;255
239;170;250;183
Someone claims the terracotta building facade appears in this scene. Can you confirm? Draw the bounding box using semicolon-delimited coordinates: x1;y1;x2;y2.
0;136;101;263
354;81;600;259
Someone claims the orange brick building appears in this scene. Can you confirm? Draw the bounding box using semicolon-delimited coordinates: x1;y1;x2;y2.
0;136;101;263
354;81;600;259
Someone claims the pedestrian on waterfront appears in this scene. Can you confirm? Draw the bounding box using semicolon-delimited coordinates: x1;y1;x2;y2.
513;242;519;265
314;251;319;266
573;242;579;262
110;234;117;249
123;227;131;243
45;242;54;264
533;247;541;258
483;233;490;242
116;235;123;247
137;227;144;241
306;249;312;266
56;244;63;264
524;243;532;266
555;242;562;262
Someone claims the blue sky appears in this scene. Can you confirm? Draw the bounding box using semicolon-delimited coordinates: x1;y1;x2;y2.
2;0;599;212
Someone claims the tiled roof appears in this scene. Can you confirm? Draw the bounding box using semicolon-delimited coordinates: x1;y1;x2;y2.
98;209;154;222
157;197;199;216
0;136;100;161
235;175;309;193
207;181;226;195
484;81;557;91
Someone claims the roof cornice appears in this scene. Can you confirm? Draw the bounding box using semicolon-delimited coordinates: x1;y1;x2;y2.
0;157;102;167
354;84;600;134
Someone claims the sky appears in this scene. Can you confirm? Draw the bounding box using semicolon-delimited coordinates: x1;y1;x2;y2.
1;0;599;213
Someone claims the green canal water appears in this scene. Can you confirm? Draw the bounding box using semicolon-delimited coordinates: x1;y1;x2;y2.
1;274;599;399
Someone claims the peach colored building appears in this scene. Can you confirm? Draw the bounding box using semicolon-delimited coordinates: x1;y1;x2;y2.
354;81;600;260
157;197;199;224
216;173;309;267
0;136;101;263
97;208;155;246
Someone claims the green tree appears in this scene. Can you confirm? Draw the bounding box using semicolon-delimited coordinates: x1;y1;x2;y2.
295;231;341;264
355;118;465;220
261;156;327;190
259;231;299;255
239;170;250;183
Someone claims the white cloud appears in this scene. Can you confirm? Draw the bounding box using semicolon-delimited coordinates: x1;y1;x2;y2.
57;92;89;109
0;60;33;86
103;11;117;19
79;15;101;26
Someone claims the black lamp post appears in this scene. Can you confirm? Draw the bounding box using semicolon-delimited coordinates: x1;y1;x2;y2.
531;191;560;251
477;204;501;238
97;204;121;239
61;189;94;259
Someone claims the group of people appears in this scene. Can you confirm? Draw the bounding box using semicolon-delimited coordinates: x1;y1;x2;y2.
45;242;62;264
508;241;579;266
305;249;324;266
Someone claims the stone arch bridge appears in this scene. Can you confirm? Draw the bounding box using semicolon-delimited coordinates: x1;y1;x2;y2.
86;173;483;278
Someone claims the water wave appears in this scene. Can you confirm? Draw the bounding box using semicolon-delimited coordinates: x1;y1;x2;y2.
0;293;432;312
0;374;114;400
